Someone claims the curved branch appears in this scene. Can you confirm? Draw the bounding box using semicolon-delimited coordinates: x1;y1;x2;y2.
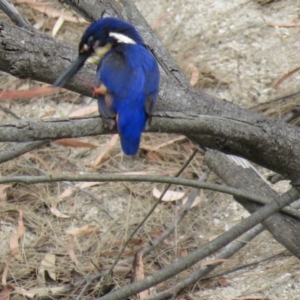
1;21;300;182
0;173;300;219
146;225;265;300
0;0;30;27
96;187;298;300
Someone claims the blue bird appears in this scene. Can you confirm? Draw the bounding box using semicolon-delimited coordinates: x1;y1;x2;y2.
53;17;160;155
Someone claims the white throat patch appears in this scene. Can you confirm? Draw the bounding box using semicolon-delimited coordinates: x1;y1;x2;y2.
109;32;136;44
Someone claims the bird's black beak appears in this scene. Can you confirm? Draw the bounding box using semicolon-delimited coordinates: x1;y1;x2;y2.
53;52;90;88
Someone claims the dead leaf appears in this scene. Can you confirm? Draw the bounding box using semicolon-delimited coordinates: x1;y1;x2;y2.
218;277;229;287
1;259;10;286
182;196;201;208
146;151;164;162
132;251;149;299
66;225;101;237
141;136;186;151
54;138;97;149
58;182;100;201
40;109;56;118
52;16;64;37
17;1;88;24
69;104;98;117
180;249;188;257
0;86;60;101
113;265;131;276
152;230;163;239
188;63;199;86
9;210;25;260
273;66;300;89
0;184;12;203
152;187;186;201
93;134;119;167
163;235;185;245
68;236;80;266
78;182;100;189
0;286;13;300
58;187;75;201
50;206;70;219
231;297;278;300
24;153;52;173
201;258;228;267
268;22;300;28
37;253;56;286
12;285;70;298
11;286;35;298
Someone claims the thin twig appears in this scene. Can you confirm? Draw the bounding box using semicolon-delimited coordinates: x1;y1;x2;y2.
0;95;48;165
0;103;20;119
121;181;206;267
0;141;48;164
0;0;30;27
142;169;210;257
74;150;198;299
22;156;115;219
75;186;115;220
282;107;300;123
96;187;299;300
202;249;286;281
145;224;265;300
1;173;300;220
92;149;198;298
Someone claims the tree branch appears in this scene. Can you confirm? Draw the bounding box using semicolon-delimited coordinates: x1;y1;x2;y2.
1;20;300;182
0;141;48;164
96;187;298;300
146;225;265;300
205;150;300;258
0;0;30;28
0;172;299;220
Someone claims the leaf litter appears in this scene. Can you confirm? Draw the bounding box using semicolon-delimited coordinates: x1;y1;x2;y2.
0;0;300;299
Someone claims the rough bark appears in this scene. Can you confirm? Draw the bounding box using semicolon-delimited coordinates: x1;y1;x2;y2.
1;22;300;183
205;150;300;257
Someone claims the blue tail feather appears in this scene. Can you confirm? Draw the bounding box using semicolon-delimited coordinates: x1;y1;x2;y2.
117;104;147;155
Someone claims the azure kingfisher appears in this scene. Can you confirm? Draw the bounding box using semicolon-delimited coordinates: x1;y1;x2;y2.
53;17;160;155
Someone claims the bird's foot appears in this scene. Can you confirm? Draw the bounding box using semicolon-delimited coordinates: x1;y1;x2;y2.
93;83;107;96
101;116;115;130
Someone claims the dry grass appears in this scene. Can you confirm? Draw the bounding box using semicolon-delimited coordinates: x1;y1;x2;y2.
1;0;300;299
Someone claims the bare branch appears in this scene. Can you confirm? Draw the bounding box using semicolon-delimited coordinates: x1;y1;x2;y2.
205;150;300;258
96;187;299;300
146;225;265;300
1;21;300;182
0;141;48;164
78;149;198;298
0;172;299;220
0;0;30;27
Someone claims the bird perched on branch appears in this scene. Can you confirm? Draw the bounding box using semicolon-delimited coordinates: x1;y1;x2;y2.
53;17;160;155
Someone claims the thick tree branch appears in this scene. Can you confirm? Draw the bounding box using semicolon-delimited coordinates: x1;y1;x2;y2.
96;188;298;300
206;150;300;257
1;21;300;182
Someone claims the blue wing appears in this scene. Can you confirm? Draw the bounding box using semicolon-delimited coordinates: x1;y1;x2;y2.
96;44;159;155
143;47;160;122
